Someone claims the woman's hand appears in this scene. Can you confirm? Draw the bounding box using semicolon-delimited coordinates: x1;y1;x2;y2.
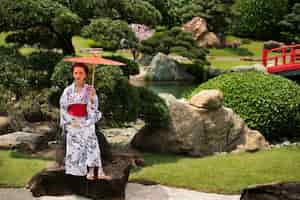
87;86;96;104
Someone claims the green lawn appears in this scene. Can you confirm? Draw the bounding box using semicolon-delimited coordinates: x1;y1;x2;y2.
1;147;300;193
208;59;260;70
130;146;300;194
209;36;264;58
0;150;50;188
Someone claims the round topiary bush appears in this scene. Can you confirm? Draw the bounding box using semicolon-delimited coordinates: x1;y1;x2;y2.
137;86;170;129
187;71;300;141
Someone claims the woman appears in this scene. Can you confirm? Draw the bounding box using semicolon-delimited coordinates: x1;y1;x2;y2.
59;63;110;180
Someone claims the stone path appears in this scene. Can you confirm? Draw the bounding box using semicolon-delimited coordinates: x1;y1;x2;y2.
0;183;240;200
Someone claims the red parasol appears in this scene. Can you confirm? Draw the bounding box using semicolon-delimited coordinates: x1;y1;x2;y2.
64;54;126;86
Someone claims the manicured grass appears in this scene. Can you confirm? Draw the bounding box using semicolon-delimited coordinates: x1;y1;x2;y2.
209;39;263;58
209;59;260;70
0;150;50;188
130;146;300;194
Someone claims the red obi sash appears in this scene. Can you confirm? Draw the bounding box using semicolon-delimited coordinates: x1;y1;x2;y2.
67;104;87;117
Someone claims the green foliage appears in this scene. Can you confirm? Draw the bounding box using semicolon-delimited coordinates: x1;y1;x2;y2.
81;18;137;51
233;0;289;39
116;0;162;27
102;55;139;78
137;87;170;129
142;27;209;61
143;0;172;25
175;0;234;33
167;0;234;30
279;3;300;43
188;71;300;141
52;8;82;38
0;47;36;100
141;27;209;81
0;85;14;114
0;0;162;55
26;51;63;88
0;0;78;55
50;60;73;89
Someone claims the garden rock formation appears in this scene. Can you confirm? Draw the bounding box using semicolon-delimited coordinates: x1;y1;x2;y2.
145;53;195;81
182;17;221;48
131;89;269;156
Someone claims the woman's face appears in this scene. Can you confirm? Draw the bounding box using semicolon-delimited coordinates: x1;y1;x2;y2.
73;66;87;85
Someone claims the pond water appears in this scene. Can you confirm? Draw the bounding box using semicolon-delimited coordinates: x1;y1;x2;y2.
130;80;198;99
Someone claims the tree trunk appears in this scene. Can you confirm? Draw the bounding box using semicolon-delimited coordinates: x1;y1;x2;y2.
61;37;75;56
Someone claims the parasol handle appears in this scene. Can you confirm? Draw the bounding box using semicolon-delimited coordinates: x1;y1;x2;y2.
91;65;95;86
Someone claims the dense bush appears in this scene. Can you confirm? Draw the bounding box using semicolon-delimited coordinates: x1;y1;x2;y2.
137;86;170;129
102;55;139;78
187;71;300;141
279;3;300;43
81;18;137;51
0;59;32;100
26;51;63;88
232;0;289;39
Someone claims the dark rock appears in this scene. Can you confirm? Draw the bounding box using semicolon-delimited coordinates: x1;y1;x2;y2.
240;182;300;200
27;156;132;200
0;131;48;153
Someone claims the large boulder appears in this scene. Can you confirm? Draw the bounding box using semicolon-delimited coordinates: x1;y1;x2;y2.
145;53;195;81
131;90;269;156
240;182;300;200
182;17;221;48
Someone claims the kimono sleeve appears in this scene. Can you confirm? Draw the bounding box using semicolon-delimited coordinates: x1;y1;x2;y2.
59;88;73;128
84;94;102;127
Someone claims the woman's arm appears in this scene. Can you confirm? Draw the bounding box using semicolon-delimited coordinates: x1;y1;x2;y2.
84;87;102;127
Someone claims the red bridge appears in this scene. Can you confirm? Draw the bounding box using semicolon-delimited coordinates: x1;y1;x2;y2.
262;44;300;76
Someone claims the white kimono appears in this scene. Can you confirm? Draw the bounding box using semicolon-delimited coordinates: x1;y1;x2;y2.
59;83;103;176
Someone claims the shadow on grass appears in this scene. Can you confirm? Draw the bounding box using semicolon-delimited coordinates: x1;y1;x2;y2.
131;152;186;174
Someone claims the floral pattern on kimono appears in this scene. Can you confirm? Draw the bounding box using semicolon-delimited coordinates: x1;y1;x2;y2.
59;83;103;176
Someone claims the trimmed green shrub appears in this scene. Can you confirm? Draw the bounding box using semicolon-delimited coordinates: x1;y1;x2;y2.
26;51;63;88
233;0;289;39
137;86;170;129
187;71;300;141
102;55;139;78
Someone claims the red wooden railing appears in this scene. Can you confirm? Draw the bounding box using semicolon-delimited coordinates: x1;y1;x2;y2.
262;44;300;73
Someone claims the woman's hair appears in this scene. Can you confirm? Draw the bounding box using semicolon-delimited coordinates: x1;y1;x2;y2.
71;63;89;75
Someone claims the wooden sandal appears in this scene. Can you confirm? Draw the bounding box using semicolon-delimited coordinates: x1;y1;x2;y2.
86;173;95;180
97;172;112;180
